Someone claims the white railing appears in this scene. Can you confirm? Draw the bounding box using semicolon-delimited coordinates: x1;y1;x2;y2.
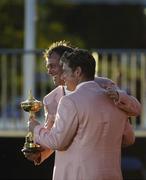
0;49;145;136
92;49;146;136
0;49;54;136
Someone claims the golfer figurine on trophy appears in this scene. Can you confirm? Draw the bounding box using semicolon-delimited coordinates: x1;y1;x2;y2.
21;90;42;153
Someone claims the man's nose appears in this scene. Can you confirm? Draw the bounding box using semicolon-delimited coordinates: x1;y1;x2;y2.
60;73;66;81
47;68;53;75
60;74;64;80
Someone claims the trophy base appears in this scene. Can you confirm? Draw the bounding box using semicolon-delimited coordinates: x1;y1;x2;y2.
22;131;42;153
21;146;42;153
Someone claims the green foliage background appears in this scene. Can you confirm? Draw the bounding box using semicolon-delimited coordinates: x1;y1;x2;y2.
0;0;85;49
0;0;146;49
0;0;24;48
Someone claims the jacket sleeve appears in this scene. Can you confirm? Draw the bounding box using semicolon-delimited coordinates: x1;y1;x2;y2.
43;93;58;129
95;76;141;116
43;104;55;129
122;120;135;147
33;96;78;151
114;90;141;117
33;95;57;165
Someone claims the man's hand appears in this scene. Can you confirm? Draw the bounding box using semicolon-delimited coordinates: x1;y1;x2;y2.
106;87;119;101
23;151;41;165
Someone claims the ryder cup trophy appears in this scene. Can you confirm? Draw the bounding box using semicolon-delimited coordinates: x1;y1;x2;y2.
21;90;42;153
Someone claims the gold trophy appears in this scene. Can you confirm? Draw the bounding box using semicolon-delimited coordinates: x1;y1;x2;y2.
21;90;42;153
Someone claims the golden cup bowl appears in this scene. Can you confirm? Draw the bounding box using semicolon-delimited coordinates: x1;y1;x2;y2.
21;99;42;112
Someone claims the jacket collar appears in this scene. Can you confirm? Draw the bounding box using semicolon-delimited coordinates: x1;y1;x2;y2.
76;80;97;90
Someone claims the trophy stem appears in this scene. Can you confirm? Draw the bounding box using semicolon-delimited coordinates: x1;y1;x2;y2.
29;111;35;119
22;131;41;153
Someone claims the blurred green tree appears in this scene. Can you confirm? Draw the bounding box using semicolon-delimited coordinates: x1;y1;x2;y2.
0;0;146;49
0;0;24;48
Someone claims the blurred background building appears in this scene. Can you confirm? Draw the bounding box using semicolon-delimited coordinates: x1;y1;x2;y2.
0;0;146;179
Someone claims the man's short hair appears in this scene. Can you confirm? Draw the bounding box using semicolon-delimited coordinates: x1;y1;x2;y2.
43;40;74;61
61;48;96;79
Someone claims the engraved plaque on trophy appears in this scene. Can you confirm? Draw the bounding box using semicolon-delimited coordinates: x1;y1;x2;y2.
21;90;42;153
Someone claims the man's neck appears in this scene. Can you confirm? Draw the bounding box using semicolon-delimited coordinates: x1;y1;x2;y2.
78;77;93;84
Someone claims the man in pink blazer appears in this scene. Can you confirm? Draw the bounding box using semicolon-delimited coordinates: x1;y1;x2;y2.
24;41;141;166
29;49;136;180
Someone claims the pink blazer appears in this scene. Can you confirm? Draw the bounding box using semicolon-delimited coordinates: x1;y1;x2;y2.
34;81;135;180
38;77;140;165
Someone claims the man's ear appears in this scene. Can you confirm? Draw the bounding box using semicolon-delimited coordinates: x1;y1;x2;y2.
75;66;82;77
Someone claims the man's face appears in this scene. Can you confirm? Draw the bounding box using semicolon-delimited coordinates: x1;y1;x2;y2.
62;63;78;91
45;52;64;86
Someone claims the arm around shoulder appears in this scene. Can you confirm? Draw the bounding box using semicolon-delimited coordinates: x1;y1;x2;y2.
115;90;141;116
